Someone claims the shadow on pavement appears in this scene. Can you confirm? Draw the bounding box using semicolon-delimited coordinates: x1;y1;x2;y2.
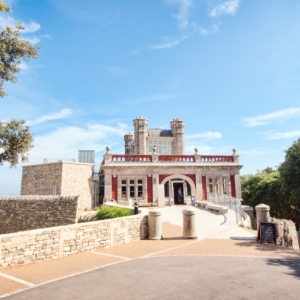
266;258;300;279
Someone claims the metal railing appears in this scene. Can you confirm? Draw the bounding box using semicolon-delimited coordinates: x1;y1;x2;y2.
207;193;242;224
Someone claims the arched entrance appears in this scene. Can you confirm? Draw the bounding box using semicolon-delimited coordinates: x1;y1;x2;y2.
160;175;196;205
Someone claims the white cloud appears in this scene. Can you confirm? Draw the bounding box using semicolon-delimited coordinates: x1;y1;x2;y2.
185;144;215;154
243;107;300;127
186;131;222;140
150;35;190;50
22;36;40;45
166;0;195;29
239;148;273;158
268;131;300;140
26;122;128;164
107;66;126;76
127;93;177;104
210;0;240;17
28;108;73;126
0;15;41;33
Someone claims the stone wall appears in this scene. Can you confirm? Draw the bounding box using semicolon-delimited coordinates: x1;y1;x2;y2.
21;161;95;210
0;196;80;234
0;213;146;268
271;217;299;250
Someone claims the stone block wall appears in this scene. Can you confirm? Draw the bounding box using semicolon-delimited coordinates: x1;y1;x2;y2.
0;213;146;268
21;161;95;210
0;196;80;234
271;217;299;250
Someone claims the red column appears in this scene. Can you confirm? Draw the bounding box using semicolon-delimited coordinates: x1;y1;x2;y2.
230;174;236;198
202;175;207;200
111;175;118;201
147;176;153;203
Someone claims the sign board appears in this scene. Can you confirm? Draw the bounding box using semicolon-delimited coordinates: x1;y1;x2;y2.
191;196;195;205
257;222;277;245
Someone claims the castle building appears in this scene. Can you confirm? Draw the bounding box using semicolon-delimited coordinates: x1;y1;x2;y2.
99;116;242;208
20;116;242;209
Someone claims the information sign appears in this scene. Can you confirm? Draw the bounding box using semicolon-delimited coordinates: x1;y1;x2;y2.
257;222;277;245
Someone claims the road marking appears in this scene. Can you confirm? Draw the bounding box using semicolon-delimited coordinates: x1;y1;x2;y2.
0;272;35;287
91;251;130;260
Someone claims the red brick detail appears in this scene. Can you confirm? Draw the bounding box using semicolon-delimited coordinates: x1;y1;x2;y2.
183;174;196;186
111;175;118;201
230;174;236;198
159;175;170;184
147;176;153;203
202;175;207;200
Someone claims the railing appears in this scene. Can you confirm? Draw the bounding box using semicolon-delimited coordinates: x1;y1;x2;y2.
207;193;242;224
108;154;235;164
158;155;195;162
112;155;152;162
201;155;234;162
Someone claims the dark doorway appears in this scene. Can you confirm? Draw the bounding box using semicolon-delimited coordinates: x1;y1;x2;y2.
173;182;184;205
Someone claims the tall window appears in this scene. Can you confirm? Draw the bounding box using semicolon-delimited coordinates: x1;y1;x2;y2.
209;178;213;193
148;140;172;154
129;179;135;198
164;182;169;197
121;180;127;199
137;179;143;197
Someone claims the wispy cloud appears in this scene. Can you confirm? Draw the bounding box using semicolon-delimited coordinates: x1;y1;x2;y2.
0;15;41;32
28;108;73;126
150;35;190;50
107;66;126;76
166;0;195;29
243;107;300;127
27;122;128;163
268;131;300;140
127;93;177;104
186;131;222;140
239;147;273;158
210;0;240;18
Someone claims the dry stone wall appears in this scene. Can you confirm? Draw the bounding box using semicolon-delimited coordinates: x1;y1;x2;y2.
0;196;80;234
0;213;145;268
271;217;299;250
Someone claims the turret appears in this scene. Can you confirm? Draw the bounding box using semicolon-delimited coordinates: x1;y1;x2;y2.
170;118;185;154
133;116;148;154
124;132;134;154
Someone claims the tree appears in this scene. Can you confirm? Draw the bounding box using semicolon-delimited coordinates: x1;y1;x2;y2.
0;120;33;166
0;0;39;97
0;0;39;166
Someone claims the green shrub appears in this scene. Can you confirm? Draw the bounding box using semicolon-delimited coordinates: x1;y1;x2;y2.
94;206;133;220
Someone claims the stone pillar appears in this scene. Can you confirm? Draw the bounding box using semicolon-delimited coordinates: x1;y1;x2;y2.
148;210;162;240
182;209;197;239
255;203;270;230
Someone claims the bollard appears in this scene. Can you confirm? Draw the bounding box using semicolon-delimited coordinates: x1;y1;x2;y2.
182;209;197;239
134;202;139;215
255;203;270;229
148;209;162;240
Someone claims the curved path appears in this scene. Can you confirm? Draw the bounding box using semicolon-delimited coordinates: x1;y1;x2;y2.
1;206;299;299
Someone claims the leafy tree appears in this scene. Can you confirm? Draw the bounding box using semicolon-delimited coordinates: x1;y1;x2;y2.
0;120;34;166
0;0;39;166
0;0;39;97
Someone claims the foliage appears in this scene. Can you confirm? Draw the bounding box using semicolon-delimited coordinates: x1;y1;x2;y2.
94;206;133;220
0;119;34;166
242;139;300;228
0;3;40;97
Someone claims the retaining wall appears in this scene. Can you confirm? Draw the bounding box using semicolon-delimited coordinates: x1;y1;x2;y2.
0;212;146;269
0;196;80;234
271;217;299;250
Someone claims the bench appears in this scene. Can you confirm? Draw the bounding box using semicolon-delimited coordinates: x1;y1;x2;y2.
206;203;228;215
195;200;208;209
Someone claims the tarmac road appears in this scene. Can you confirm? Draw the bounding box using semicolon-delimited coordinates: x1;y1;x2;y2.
4;255;300;300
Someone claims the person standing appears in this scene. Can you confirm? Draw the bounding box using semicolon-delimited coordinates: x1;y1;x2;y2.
178;187;183;204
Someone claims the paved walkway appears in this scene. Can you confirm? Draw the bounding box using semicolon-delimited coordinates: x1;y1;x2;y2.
1;206;299;299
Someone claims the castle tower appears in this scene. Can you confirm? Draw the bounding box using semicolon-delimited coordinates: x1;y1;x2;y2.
171;118;185;154
124;132;134;154
133;116;148;154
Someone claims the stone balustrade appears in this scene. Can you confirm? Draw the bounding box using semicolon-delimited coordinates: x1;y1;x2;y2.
108;154;236;164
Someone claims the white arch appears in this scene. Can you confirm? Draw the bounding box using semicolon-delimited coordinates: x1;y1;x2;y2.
160;174;196;196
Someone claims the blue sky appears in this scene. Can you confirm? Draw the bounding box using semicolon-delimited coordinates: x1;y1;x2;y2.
1;0;300;195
